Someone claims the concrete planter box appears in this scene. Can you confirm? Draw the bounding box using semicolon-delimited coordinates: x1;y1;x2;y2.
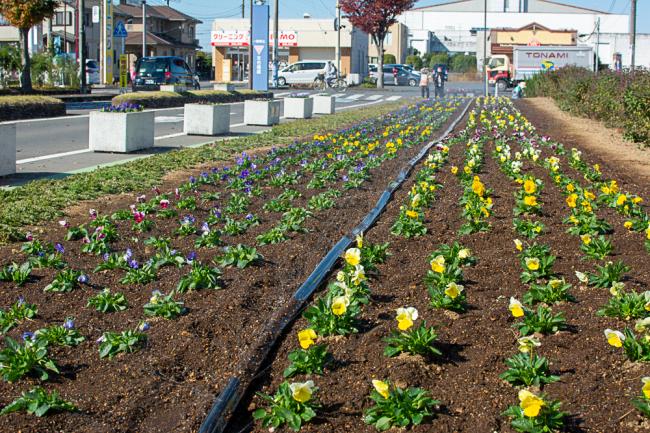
0;123;16;177
184;103;230;136
283;97;313;119
89;110;155;153
160;84;186;92
213;83;235;92
312;95;336;115
244;100;281;126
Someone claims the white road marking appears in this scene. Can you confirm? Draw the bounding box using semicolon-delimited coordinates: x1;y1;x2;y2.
17;148;92;165
366;94;383;101
155;115;184;123
340;93;363;101
386;95;402;101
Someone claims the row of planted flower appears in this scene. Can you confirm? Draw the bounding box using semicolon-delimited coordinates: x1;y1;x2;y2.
251;124;476;430
250;100;519;430
0;99;464;419
482;96;650;430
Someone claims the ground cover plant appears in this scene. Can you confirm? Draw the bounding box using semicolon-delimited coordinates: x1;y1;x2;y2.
230;96;650;433
0;98;466;432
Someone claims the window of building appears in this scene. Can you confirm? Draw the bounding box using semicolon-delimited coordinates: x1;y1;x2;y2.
53;11;73;26
384;32;392;46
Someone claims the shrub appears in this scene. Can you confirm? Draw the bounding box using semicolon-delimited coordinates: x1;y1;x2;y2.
383;54;397;64
526;67;650;147
405;55;423;70
0;95;65;121
111;89;273;109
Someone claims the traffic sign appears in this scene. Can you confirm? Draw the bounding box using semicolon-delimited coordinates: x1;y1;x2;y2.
113;21;128;38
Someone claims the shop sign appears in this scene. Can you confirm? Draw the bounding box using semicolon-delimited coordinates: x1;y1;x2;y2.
211;30;298;47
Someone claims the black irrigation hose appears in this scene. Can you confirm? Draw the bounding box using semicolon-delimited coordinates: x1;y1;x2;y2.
199;99;473;433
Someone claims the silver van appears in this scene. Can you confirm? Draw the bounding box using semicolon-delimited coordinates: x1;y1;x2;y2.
276;61;327;86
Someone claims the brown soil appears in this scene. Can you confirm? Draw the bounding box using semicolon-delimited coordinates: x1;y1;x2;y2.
228;101;650;433
0;101;463;433
518;97;650;186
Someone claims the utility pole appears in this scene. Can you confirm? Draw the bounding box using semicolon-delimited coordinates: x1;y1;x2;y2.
79;0;87;92
630;0;637;70
272;0;279;87
64;0;68;54
142;0;147;58
483;0;488;97
595;17;600;74
242;0;245;18
336;1;341;78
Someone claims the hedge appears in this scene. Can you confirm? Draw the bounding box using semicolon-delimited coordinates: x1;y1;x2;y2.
0;95;66;121
526;67;650;147
111;89;273;109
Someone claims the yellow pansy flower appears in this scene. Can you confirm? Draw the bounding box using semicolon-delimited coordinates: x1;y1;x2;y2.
525;257;540;271
580;234;592;245
567;184;575;192
584;190;596;200
633;197;643;204
445;282;463;299
451;166;458;174
617;194;627;206
331;295;350;316
523;179;537;194
472;176;485;197
514;239;523;251
406;209;418;219
298;329;317;349
509;297;525;318
351;265;366;286
523;196;538;207
575;271;589;283
518;336;541;354
395;307;418;331
642;377;650;399
372;379;390;399
566;194;578;208
355;233;363;248
344;248;361;266
458;248;471;259
604;329;625;348
430;255;446;273
519;390;545;417
624;221;633;230
290;380;315;403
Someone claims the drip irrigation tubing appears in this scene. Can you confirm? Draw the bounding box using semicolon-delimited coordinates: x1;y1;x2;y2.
198;98;473;433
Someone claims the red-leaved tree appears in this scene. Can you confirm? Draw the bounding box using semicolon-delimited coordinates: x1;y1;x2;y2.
340;0;415;88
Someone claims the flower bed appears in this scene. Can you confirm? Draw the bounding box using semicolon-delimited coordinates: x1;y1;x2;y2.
0;99;464;431
229;97;649;433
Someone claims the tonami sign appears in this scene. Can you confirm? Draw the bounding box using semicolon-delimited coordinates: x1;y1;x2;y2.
211;30;298;47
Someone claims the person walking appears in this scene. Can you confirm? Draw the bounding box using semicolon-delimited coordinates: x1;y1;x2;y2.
433;66;445;98
392;66;398;86
419;67;430;98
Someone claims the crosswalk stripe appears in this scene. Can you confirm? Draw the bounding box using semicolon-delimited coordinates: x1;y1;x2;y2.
341;93;363;101
386;95;402;101
365;94;383;101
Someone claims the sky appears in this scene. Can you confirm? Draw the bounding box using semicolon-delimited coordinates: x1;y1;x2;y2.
150;0;649;52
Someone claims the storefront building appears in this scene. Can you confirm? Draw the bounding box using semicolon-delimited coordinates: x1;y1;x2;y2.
211;18;368;83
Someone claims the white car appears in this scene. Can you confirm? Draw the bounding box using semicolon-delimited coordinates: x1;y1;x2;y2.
85;59;100;85
276;61;327;86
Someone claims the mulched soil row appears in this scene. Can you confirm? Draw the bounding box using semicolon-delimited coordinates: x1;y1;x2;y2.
230;101;649;433
0;100;465;433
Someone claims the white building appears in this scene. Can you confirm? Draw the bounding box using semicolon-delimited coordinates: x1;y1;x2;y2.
399;0;646;68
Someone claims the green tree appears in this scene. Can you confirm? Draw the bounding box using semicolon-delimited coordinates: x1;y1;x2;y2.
405;54;423;70
0;0;59;91
383;53;396;64
428;52;449;69
451;54;477;73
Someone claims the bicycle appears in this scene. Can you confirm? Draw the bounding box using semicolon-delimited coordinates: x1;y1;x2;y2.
313;73;348;92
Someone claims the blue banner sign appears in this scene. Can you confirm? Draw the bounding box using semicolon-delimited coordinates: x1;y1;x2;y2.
251;4;269;91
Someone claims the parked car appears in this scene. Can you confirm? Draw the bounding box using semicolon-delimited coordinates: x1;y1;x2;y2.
85;59;100;85
369;65;419;86
385;63;420;76
132;56;195;91
276;61;327;86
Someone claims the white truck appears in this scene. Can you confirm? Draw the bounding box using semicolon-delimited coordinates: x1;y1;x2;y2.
487;45;594;92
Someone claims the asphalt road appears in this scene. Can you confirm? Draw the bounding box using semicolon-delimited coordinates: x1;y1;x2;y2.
2;83;484;187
